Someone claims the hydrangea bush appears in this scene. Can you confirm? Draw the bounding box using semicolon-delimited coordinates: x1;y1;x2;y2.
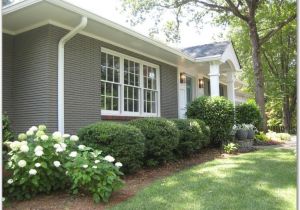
4;125;123;203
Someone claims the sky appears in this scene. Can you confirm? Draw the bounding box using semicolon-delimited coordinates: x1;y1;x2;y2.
11;0;228;48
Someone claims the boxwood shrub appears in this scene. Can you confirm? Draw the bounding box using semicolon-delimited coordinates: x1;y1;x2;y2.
77;122;145;174
236;99;262;128
172;119;210;157
186;96;234;146
128;118;179;166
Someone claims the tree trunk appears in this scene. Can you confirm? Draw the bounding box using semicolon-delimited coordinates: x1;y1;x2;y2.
247;18;267;131
282;94;290;133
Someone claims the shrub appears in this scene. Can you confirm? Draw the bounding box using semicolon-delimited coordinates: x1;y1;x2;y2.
65;149;123;203
172;119;210;157
3;125;123;203
224;143;238;154
266;131;291;141
128;118;179;166
77;122;145;174
2;115;14;161
236;99;262;128
255;132;268;142
187;96;234;146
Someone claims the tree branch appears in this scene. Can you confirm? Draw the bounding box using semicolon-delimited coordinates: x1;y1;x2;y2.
260;13;296;45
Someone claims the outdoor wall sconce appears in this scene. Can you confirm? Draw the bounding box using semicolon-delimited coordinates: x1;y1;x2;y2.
180;72;186;83
198;78;204;88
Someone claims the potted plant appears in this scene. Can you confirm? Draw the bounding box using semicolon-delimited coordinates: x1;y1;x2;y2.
246;124;257;139
232;124;248;140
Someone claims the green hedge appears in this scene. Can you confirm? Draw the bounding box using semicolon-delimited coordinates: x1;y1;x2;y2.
186;96;234;146
77;122;145;174
172;119;210;157
128;118;179;166
236;99;262;128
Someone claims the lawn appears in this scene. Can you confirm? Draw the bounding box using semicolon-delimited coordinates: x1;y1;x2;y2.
111;148;296;210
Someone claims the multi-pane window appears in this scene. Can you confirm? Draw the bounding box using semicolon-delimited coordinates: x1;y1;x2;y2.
124;59;140;112
143;65;157;113
100;52;120;111
100;48;160;116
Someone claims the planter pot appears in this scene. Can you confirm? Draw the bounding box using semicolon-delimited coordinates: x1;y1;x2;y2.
238;139;254;152
235;129;248;140
247;130;255;139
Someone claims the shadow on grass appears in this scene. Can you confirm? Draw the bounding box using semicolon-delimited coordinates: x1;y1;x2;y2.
111;149;296;210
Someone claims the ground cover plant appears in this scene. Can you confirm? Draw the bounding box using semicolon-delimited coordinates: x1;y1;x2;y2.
111;148;296;210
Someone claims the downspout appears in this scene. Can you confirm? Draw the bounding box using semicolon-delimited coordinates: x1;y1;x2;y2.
58;16;88;133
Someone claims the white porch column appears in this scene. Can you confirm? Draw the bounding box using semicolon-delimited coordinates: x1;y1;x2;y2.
227;71;236;106
209;61;220;96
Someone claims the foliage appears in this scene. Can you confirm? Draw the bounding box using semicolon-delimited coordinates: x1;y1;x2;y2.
2;114;14;160
3;125;123;203
186;96;234;146
77;122;145;174
172;119;210;157
129;118;179;166
266;131;291;141
223;143;238;154
65;149;123;203
255;132;269;142
235;100;262;129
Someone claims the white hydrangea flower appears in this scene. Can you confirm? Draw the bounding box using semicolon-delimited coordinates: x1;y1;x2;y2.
35;163;41;168
53;144;60;149
34;146;43;152
38;125;47;131
29;169;37;175
70;135;79;141
82;164;88;168
65;171;69;175
95;160;100;164
52;131;62;140
53;161;61;167
78;145;86;150
115;162;123;167
92;166;97;169
69;151;77;158
2;197;5;202
26;130;34;136
18;160;27;168
63;134;70;138
18;133;27;141
55;146;64;153
7;179;13;184
8;161;13;168
10;141;21;151
41;135;49;141
36;130;45;137
60;143;67;149
104;155;115;163
20;144;29;153
29;126;38;132
35;150;44;157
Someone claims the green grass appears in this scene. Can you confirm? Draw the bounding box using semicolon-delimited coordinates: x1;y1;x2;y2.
111;148;296;210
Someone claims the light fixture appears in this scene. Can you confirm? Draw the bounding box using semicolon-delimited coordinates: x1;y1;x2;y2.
180;72;186;83
198;78;204;88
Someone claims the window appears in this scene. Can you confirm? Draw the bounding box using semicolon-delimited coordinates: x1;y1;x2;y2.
100;48;160;116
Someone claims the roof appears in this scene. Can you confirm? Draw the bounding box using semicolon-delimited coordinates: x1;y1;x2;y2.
181;41;231;59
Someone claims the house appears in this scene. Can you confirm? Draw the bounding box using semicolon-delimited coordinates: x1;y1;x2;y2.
2;0;248;134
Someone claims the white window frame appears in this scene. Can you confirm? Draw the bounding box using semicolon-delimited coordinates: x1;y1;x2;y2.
101;47;161;117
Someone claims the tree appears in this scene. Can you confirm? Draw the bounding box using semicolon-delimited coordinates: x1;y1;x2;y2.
121;0;296;131
228;1;296;132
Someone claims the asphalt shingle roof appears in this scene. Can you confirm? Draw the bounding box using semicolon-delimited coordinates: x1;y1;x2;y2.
181;41;230;59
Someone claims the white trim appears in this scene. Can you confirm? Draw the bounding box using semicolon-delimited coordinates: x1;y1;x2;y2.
195;55;221;62
100;48;161;117
57;16;87;134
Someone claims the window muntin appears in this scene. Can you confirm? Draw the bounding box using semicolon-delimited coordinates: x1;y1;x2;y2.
101;52;120;111
100;48;160;116
143;65;158;113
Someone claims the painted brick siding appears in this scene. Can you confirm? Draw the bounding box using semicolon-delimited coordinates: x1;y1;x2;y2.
48;25;101;134
3;34;14;119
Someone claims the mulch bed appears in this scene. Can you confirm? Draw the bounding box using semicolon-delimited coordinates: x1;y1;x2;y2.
4;148;224;210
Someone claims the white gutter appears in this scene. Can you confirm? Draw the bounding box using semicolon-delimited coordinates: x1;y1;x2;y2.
58;16;87;133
